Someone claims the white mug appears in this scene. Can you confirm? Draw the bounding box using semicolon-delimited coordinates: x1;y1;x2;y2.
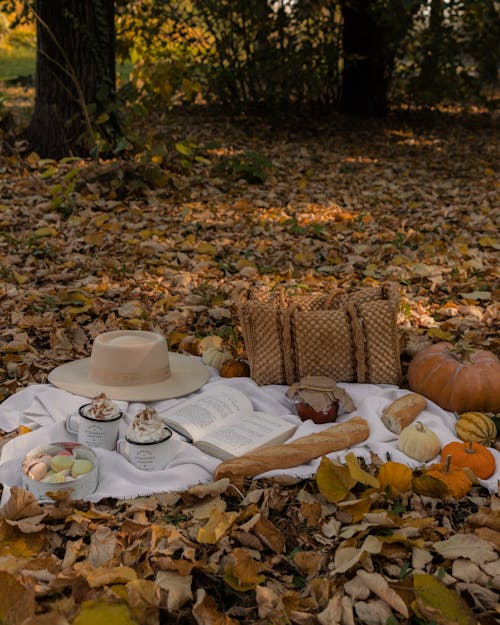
117;428;173;471
66;405;122;450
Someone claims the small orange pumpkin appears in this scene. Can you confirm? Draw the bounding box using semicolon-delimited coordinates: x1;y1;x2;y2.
377;461;413;495
220;359;250;378
424;456;473;499
408;342;500;413
440;441;496;480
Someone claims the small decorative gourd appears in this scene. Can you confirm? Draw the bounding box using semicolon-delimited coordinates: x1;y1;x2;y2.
455;412;497;447
440;441;496;480
201;347;232;370
398;422;441;462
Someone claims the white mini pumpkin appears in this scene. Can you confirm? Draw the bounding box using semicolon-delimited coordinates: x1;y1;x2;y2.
398;422;441;462
201;347;232;370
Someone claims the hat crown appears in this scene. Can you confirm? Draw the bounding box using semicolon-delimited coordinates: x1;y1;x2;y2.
47;329;209;401
89;331;171;387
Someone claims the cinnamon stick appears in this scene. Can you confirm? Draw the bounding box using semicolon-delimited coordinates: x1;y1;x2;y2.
214;416;369;481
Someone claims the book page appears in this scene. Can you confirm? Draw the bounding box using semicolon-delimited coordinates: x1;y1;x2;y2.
196;412;296;460
160;386;253;441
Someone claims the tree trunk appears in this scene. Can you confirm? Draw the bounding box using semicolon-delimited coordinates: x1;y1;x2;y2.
420;0;443;86
340;0;389;115
26;0;116;159
340;0;417;116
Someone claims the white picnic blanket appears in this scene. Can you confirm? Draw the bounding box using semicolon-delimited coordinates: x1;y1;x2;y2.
0;365;498;504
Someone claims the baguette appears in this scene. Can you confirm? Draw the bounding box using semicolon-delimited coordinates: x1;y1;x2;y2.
214;417;369;482
381;393;426;434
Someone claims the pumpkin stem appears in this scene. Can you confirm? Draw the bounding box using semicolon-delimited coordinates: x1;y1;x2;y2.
444;454;451;473
465;441;477;455
449;345;476;363
415;422;425;433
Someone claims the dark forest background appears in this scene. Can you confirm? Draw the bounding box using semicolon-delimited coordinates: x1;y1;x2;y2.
1;0;498;158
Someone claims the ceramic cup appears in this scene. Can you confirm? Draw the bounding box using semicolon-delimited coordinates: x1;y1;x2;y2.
116;427;173;471
66;404;123;450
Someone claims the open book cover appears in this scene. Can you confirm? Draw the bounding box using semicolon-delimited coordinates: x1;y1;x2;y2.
159;385;297;460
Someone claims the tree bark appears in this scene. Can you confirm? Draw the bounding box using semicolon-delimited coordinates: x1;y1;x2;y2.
26;0;116;159
341;0;389;115
340;0;417;116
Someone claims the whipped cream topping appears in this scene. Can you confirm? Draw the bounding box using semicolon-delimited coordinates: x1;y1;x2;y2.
82;393;120;421
126;407;169;443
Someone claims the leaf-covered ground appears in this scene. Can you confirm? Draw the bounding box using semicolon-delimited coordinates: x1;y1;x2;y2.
0;99;499;623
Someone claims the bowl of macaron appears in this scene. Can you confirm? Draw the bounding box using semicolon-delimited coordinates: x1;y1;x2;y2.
21;441;98;502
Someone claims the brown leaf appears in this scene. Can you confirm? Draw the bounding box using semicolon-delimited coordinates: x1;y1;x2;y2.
192;588;239;625
155;571;193;611
293;551;325;576
86;566;138;587
356;570;409;617
0;486;43;521
88;526;118;567
253;517;285;554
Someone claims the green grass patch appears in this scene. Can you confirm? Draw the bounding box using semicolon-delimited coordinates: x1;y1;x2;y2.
0;48;133;85
0;46;35;81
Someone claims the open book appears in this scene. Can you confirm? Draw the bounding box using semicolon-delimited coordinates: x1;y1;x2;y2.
159;386;297;460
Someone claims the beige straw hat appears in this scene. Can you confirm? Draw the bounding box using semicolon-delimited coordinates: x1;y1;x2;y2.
48;330;210;401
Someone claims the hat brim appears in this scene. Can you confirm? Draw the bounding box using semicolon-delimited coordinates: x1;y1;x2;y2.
47;353;210;401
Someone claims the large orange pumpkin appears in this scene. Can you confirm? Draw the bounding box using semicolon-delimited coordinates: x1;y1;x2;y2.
408;342;500;412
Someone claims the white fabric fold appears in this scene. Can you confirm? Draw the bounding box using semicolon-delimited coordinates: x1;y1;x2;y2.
0;368;498;505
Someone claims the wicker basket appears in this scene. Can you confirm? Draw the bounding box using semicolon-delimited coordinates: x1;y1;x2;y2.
238;284;402;386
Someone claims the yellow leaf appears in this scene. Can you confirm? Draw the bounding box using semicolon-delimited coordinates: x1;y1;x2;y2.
293;251;315;266
73;600;136;625
85;232;105;246
478;236;499;249
93;214;109;227
40;166;58;179
86;566;137;588
13;271;29;284
223;547;266;591
337;497;372;522
168;331;188;349
316;456;356;503
427;328;454;341
345;452;380;488
33;226;58;237
390;254;409;266
412;573;475;625
197;509;238;544
0;530;45;559
59;291;93;306
0;571;35;624
196;241;217;256
25;152;40;165
63;304;93;319
180;233;196;250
